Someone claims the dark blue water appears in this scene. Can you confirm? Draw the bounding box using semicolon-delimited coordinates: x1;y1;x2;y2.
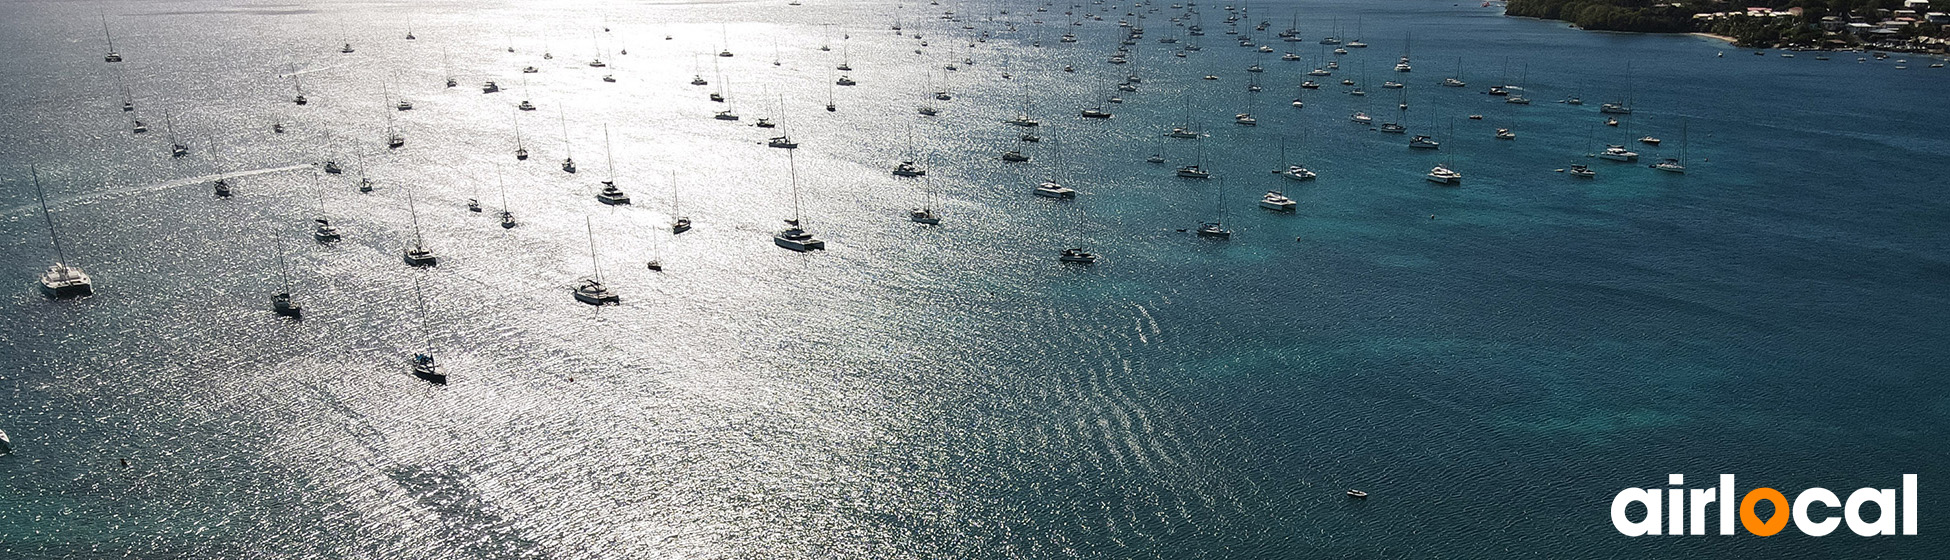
1;0;1945;558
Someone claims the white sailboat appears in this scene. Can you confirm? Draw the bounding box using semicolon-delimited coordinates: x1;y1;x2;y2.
597;125;630;205
270;237;302;317
402;188;438;266
100;15;122;62
31;165;94;298
408;275;445;384
774;150;826;251
311;170;343;242
573;217;621;305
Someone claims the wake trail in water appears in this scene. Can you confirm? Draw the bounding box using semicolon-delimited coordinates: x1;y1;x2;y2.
4;163;316;216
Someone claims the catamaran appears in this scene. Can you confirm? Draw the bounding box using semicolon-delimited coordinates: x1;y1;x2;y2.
402;188;438;267
596;125;630;205
775;150;826;251
573;217;621;305
31;165;93;298
100;15;123;62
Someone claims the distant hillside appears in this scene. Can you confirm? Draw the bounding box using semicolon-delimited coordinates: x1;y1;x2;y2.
1504;0;1698;33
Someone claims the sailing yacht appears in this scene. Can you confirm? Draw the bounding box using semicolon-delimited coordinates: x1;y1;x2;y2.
596;126;630;205
1197;179;1232;238
313;217;342;242
381;89;406;149
1652;121;1689;173
1409;135;1440;149
1059;248;1100;264
270;240;302;318
775;150;826;251
1426;165;1461;184
407;275;445;384
512;109;529;160
1260;191;1297;212
1035;180;1077;198
100;15;122;62
1598;145;1639;162
670;171;693;234
560;110;577;172
493;169;516;228
31;166;94;298
573;218;621;305
402;189;438;267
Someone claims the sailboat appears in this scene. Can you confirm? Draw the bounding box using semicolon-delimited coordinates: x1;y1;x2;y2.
512;108;529;160
291;73;308;105
1426;119;1462;185
670;171;693;234
1652;120;1689;173
402;188;438;266
270;237;302;317
596;125;630;205
496;167;517;228
1277;138;1317;181
1196;177;1233;238
31;166;94;298
310;170;343;242
1035;136;1077;198
893;126;925;177
1176;139;1212;179
100;15;122;62
209;132;232;197
443;48;457;88
559;109;577;173
714;75;741;121
408;275;445;384
382;87;406;149
573;217;622;305
164;112;189;158
774;150;825;251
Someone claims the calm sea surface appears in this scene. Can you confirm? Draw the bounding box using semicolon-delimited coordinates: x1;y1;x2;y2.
1;0;1946;558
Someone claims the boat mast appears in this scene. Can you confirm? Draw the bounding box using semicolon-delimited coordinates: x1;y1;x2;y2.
497;166;510;211
411;274;433;355
274;235;293;294
559;108;573;159
100;14;117;55
603;124;615;182
1216;177;1227;226
31;166;69;264
512;108;525;150
585;216;603;283
788;149;802;225
407;187;426;249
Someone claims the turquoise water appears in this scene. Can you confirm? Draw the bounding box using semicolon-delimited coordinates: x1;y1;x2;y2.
1;0;1946;557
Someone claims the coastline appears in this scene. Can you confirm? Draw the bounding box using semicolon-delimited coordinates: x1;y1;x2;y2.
1689;32;1737;44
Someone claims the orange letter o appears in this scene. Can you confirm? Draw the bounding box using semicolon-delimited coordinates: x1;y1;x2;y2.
1741;488;1791;536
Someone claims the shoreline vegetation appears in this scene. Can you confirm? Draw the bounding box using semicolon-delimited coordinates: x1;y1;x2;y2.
1504;0;1949;52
